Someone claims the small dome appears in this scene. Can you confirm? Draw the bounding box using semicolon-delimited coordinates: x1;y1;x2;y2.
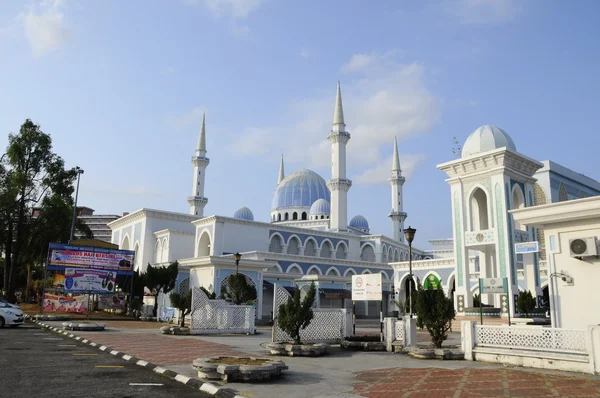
233;206;254;221
309;199;330;215
462;125;516;158
349;215;369;232
271;169;330;210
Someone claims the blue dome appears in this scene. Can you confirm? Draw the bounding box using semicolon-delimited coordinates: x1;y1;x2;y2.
349;215;369;231
233;206;254;221
310;199;330;215
271;169;330;210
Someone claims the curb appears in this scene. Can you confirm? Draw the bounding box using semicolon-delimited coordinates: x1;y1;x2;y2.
30;318;246;398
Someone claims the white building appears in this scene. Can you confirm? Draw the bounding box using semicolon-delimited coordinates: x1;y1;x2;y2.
108;83;427;319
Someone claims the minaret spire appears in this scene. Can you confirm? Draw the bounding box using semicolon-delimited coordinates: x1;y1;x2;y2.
278;154;285;184
332;81;346;133
388;136;406;242
327;81;352;231
189;115;209;217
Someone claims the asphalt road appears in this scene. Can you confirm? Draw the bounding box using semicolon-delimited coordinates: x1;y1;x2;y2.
0;322;210;398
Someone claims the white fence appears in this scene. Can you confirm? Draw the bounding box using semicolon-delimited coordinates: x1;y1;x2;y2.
462;321;600;375
190;287;255;335
383;317;416;351
272;284;352;343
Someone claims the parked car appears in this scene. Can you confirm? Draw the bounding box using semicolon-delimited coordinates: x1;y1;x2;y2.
0;301;24;328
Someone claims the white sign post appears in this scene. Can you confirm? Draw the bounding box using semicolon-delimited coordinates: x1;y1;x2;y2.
478;277;509;326
352;274;383;341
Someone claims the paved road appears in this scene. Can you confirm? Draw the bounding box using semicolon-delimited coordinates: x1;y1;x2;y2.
0;322;210;398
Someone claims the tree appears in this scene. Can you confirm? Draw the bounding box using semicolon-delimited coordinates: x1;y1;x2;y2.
517;290;536;314
219;273;257;305
277;283;316;345
1;120;82;302
116;270;145;317
143;261;179;317
414;284;455;348
169;290;192;327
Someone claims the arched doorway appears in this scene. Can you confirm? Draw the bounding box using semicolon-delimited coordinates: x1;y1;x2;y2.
197;232;211;256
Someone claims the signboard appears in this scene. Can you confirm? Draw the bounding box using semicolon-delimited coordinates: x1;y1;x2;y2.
352;273;382;301
423;274;441;290
479;278;508;294
42;294;88;313
98;294;126;310
160;307;175;322
48;243;134;274
515;241;539;254
64;268;116;293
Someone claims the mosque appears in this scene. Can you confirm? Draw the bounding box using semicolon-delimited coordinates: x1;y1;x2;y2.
107;83;600;320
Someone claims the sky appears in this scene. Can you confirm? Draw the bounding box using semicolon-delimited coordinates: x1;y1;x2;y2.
1;0;599;249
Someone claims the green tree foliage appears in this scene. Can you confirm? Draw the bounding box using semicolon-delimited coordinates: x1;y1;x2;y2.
200;286;216;299
169;290;192;327
143;261;179;317
219;273;257;305
517;290;536;314
1;120;86;302
116;270;145;317
277;283;316;345
414;284;456;348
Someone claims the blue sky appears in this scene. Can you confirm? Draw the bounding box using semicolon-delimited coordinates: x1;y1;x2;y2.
1;0;599;249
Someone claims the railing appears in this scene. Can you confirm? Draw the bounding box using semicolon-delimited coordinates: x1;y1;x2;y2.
513;230;530;243
465;229;495;246
190;287;255;334
395;320;405;343
475;325;587;355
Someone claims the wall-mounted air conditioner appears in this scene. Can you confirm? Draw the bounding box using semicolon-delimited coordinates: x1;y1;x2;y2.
568;237;598;257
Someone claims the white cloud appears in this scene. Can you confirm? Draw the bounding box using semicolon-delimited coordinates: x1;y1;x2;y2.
20;0;70;57
89;185;168;199
445;0;520;24
353;154;428;185
230;51;439;183
167;106;206;130
227;128;274;155
186;0;264;19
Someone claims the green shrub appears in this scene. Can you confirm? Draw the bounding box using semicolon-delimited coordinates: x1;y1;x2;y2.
414;284;455;348
220;274;257;305
277;283;316;345
517;290;536;314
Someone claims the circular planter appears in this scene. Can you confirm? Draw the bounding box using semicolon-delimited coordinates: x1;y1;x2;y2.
34;315;71;321
62;322;106;331
266;342;329;357
402;346;464;360
192;356;288;382
341;336;386;351
159;326;191;335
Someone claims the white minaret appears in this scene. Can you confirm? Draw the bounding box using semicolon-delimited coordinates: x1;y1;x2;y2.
278;154;285;184
327;82;352;231
388;136;407;242
188;113;209;216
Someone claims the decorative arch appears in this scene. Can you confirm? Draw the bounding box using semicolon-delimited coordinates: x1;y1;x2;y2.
579;190;586;198
326;267;340;277
277;213;281;221
155;239;162;263
467;185;491;231
558;182;568;202
446;273;456;298
394;249;400;262
269;263;283;273
423;271;443;289
381;244;388;263
161;238;168;263
344;268;357;277
287;235;301;255
397;272;412;289
301;212;307;220
335;242;348;259
512;184;526;230
197;231;211;257
121;234;131;250
284;212;289;220
287;264;303;274
307;265;321;275
304;238;317;256
362;269;372;274
534;183;547;206
269;233;284;253
379;271;388;279
293;212;298;220
320;240;333;258
360;243;376;262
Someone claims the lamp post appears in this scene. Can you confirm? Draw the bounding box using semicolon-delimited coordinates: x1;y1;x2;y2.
234;252;241;274
69;167;84;244
403;226;416;318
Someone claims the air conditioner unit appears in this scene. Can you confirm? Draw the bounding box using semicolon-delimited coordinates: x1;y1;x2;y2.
569;237;598;257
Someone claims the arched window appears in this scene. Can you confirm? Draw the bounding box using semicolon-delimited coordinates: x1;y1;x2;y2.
308;266;320;275
394;249;399;262
155;240;162;263
284;212;289;220
381;246;388;263
512;186;526;230
304;239;316;256
321;241;332;258
320;215;324;219
327;268;340;276
470;188;489;230
197;232;211;256
360;245;375;262
277;213;281;221
288;264;303;274
293;212;298;220
269;235;283;253
301;212;307;220
335;243;347;259
287;237;300;255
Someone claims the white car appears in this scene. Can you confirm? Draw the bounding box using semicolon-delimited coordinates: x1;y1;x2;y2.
0;302;25;328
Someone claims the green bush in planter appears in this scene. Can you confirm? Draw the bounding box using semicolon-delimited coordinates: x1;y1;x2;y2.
517;290;536;314
414;283;455;348
277;282;316;345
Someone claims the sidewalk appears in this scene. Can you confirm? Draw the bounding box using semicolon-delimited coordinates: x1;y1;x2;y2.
40;320;600;398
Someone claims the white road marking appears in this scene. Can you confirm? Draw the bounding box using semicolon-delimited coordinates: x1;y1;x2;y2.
129;383;163;386
200;383;220;395
175;374;191;384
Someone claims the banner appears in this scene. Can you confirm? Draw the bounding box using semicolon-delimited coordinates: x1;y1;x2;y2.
48;243;134;274
64;268;116;293
42;294;88;313
160;307;175;322
352;273;382;301
98;294;126;310
479;278;508;294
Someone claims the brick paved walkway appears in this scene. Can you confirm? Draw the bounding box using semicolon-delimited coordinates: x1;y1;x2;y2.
76;332;248;365
351;367;600;397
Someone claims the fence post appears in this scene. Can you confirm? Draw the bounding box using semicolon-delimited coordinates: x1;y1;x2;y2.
384;317;395;352
404;317;417;347
586;325;600;375
461;320;475;360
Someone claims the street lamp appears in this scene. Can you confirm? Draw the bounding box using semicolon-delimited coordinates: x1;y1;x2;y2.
404;226;417;318
69;167;84;244
234;252;242;274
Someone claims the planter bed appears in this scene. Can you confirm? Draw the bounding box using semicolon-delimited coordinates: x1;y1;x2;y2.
341;335;386;351
192;356;288;382
402;346;464;360
62;321;106;331
159;325;190;335
266;342;329;357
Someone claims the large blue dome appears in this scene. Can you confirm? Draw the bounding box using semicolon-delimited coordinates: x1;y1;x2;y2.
271;169;330;210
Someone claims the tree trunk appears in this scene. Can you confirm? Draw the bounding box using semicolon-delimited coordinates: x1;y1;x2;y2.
3;220;12;296
294;329;301;345
8;195;27;303
180;310;185;327
153;294;159;318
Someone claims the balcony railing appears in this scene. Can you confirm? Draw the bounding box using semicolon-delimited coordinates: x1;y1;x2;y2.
465;229;495;246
